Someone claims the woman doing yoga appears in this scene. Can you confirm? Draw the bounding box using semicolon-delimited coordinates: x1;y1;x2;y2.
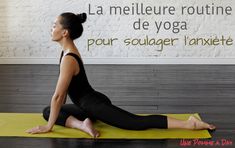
26;12;216;138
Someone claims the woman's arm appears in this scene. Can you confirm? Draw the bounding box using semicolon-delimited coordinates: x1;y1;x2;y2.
26;55;78;134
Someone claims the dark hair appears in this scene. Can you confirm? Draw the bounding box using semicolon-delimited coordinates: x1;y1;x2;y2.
59;12;87;40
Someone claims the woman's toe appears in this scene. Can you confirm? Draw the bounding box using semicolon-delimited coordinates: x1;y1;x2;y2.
208;124;216;130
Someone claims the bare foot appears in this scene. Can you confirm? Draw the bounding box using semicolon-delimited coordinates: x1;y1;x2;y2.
186;115;216;130
80;118;100;138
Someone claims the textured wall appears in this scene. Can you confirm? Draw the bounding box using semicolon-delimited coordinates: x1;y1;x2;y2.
0;0;234;64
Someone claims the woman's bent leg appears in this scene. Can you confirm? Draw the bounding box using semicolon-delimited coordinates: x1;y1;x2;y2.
42;104;92;126
65;115;100;138
42;104;99;137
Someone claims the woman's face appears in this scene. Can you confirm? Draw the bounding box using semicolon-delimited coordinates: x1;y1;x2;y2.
51;16;64;42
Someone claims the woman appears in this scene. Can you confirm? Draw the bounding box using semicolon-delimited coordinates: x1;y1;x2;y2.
26;12;216;138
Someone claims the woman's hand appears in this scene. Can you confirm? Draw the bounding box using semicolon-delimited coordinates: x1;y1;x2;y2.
26;125;51;134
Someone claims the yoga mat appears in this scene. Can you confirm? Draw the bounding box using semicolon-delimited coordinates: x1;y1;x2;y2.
0;113;211;139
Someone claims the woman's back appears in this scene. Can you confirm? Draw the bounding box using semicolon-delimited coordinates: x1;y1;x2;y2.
60;52;94;101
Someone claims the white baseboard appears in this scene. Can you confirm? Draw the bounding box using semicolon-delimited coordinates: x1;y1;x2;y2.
1;57;235;64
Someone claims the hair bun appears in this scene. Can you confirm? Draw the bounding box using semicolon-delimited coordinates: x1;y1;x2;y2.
77;13;87;24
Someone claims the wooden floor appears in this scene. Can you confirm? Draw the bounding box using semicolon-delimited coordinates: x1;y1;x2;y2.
0;64;234;148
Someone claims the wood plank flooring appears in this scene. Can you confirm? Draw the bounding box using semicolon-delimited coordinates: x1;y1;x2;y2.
0;64;234;148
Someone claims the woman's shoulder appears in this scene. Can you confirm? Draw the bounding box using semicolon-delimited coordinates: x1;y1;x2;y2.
61;53;81;76
64;51;83;62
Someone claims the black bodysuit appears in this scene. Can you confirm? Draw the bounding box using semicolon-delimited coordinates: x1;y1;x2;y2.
43;52;168;130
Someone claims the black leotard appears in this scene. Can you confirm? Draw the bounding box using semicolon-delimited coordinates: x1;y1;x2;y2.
43;52;168;130
66;53;94;100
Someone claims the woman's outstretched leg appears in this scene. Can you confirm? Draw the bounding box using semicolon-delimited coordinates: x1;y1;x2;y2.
42;104;99;138
81;98;216;131
82;102;168;130
167;114;216;130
